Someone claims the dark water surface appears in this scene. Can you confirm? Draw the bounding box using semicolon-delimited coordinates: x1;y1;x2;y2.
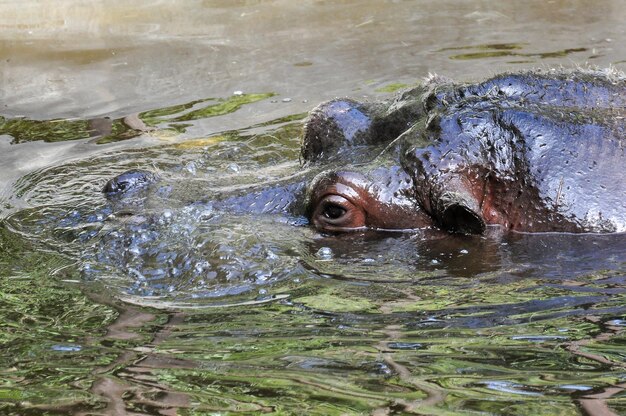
1;1;625;415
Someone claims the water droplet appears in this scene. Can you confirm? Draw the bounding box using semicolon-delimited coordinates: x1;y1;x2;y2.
233;90;243;96
560;384;593;391
483;381;542;396
194;260;210;273
387;342;423;350
316;247;333;260
254;270;272;282
510;335;568;342
185;162;197;175
227;163;240;173
51;344;82;352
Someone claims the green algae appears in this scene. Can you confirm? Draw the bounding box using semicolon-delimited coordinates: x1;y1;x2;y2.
0;116;91;144
294;293;375;313
140;283;626;414
139;98;212;126
444;43;588;61
1;92;276;145
0;224;118;413
439;43;525;52
2;100;626;415
171;93;275;122
375;82;410;93
2;223;626;415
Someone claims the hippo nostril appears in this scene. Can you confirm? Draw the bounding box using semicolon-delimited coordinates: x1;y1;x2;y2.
103;169;159;197
441;203;486;235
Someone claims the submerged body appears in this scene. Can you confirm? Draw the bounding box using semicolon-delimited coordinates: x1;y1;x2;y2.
105;69;626;235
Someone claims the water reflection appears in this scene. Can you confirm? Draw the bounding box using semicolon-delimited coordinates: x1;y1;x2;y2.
305;230;503;280
1;0;626;414
0;92;276;144
3;126;626;414
1;0;624;121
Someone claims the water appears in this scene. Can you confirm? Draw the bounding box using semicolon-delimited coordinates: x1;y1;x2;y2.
1;1;625;414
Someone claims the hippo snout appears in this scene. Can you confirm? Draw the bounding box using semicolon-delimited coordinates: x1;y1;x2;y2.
103;169;159;197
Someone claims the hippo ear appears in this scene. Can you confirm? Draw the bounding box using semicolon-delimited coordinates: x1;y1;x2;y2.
440;203;486;235
302;99;372;163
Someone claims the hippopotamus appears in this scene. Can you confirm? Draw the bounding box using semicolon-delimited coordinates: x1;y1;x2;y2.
104;69;626;235
303;69;626;234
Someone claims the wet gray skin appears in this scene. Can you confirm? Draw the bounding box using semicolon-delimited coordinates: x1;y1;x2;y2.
104;69;626;235
303;68;626;234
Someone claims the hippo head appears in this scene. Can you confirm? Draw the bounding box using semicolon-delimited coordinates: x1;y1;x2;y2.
301;92;484;235
302;70;626;235
103;70;625;236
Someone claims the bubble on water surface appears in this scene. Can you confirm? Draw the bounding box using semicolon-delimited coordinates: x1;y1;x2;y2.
84;204;307;304
386;342;423;350
510;335;569;342
559;384;593;391
482;380;543;396
185;161;197;175
51;344;82;352
315;246;333;260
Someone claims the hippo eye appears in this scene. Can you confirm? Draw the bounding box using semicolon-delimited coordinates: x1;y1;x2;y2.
323;204;346;220
312;195;366;231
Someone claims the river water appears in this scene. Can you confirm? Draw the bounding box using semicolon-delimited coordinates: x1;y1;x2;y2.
1;1;625;415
